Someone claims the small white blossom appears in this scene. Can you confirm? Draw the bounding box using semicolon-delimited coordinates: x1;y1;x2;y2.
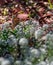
39;48;47;54
30;48;40;58
43;24;49;30
14;60;21;65
45;59;49;65
50;61;53;65
42;44;47;49
34;29;44;39
19;38;28;46
46;34;53;41
32;20;39;27
46;34;53;46
2;22;10;30
29;26;35;36
0;57;4;65
1;60;10;65
15;4;18;7
38;61;47;65
24;20;30;25
24;60;32;65
7;35;17;46
19;22;24;26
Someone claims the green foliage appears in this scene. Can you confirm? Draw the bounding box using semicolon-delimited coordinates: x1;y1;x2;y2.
48;0;53;9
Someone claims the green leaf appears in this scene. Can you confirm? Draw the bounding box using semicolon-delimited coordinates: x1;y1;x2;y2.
48;0;53;9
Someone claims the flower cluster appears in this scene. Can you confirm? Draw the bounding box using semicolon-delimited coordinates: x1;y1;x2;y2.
0;20;53;65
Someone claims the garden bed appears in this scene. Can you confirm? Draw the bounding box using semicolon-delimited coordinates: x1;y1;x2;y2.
0;0;53;65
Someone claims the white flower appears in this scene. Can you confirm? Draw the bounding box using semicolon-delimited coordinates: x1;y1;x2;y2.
30;48;40;58
24;20;30;25
15;4;18;7
49;56;53;62
1;60;10;65
24;60;32;65
46;34;53;41
19;38;28;46
46;34;53;46
34;29;44;39
7;35;17;46
8;35;15;38
45;59;49;65
8;56;14;63
14;60;21;65
42;44;47;49
0;57;4;65
39;48;47;54
38;61;47;65
43;24;49;30
32;20;39;27
50;35;53;41
2;22;10;30
15;25;20;30
50;61;53;65
29;26;35;36
19;22;24;26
